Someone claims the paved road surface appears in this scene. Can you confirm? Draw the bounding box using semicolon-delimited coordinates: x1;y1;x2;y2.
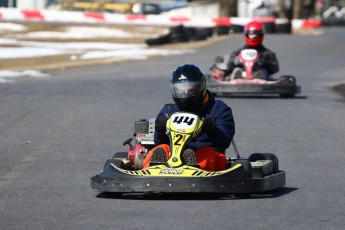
0;28;344;230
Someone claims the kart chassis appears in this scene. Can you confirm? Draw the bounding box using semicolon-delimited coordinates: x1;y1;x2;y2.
90;114;286;196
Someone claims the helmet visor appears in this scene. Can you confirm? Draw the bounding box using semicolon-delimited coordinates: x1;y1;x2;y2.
171;81;203;99
245;30;263;39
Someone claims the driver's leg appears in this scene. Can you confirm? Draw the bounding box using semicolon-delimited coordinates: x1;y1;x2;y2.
142;144;170;168
195;147;227;171
254;68;269;80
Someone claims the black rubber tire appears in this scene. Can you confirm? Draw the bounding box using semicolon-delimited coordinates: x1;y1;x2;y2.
189;27;213;41
229;25;244;33
112;152;128;159
215;26;230;35
280;93;295;98
145;34;170;46
169;25;190;43
248;153;279;173
276;22;292;34
280;75;297;84
169;33;190;43
263;22;276;34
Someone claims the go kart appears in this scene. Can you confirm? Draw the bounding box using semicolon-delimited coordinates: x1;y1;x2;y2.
90;112;286;197
207;49;301;98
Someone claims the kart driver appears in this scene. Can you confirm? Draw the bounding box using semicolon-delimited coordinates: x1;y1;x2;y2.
225;21;279;80
142;64;235;171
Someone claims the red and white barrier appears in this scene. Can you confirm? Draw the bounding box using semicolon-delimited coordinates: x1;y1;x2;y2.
0;8;322;29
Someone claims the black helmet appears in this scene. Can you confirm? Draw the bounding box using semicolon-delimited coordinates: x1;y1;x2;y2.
170;64;206;112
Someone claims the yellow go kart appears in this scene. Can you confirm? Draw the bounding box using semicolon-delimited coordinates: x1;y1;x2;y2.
90;112;285;197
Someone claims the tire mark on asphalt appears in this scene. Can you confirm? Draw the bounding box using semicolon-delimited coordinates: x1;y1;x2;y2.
0;102;92;189
0;108;38;189
0;155;35;188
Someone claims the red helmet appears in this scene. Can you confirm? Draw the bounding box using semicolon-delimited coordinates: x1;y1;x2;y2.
244;21;264;47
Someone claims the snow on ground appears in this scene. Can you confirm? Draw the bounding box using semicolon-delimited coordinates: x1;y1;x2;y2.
0;40;192;59
0;70;50;83
21;26;157;39
0;22;26;32
0;22;192;83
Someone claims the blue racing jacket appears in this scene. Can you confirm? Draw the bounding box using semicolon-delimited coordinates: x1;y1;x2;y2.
154;90;235;152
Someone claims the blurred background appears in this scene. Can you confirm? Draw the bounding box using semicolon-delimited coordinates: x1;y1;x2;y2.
0;0;342;72
0;0;344;23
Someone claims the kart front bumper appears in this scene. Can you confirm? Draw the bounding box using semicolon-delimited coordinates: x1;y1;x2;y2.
207;83;301;96
206;75;301;97
90;171;286;194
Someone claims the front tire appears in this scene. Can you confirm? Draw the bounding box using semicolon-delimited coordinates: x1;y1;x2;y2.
280;93;295;98
231;159;253;178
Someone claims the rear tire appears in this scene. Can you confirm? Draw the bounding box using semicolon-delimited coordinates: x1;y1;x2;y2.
231;159;253;178
248;153;279;173
104;159;124;170
112;152;128;159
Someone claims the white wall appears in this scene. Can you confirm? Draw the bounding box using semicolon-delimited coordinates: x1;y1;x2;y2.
237;0;264;18
17;0;47;9
162;3;219;18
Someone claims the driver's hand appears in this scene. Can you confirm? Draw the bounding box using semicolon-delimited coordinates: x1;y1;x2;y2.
155;113;170;132
234;56;242;66
256;60;264;68
255;55;268;69
202;117;216;134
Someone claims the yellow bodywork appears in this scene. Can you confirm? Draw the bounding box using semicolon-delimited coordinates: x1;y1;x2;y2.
164;112;204;167
111;112;241;177
111;163;242;178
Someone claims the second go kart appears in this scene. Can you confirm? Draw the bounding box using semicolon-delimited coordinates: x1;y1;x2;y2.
207;49;301;98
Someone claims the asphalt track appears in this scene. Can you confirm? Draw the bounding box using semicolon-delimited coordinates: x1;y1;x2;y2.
0;28;344;230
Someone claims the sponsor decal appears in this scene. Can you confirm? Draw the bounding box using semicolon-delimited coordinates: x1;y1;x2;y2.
136;133;147;137
160;169;183;175
173;116;195;126
178;74;187;80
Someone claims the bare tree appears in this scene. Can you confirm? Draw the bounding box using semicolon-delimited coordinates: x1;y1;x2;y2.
293;0;303;18
217;0;237;17
278;0;287;18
